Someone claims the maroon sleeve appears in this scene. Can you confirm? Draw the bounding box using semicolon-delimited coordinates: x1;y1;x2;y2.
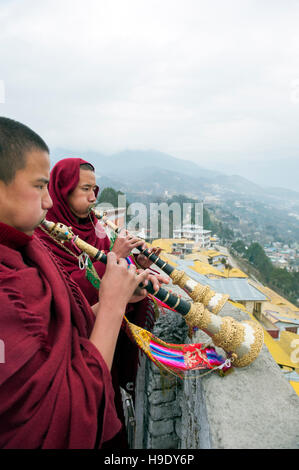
0;285;121;449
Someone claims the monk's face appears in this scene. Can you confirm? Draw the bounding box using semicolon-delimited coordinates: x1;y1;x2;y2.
67;169;97;219
0;150;52;235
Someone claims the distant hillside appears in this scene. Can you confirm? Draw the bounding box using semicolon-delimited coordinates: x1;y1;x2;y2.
210;156;299;193
51;147;299;206
51;148;223;180
101;149;224;180
264;186;299;202
50;147;299;245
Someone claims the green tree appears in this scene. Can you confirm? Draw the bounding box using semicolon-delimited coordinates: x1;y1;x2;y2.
245;243;273;282
97;187;127;208
231;239;246;255
241;241;299;306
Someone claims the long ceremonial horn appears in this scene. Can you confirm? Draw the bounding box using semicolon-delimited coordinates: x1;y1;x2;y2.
91;207;229;314
41;219;264;368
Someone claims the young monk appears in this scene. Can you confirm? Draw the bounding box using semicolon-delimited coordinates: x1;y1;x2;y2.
36;158;168;305
35;157;168;446
0;117;152;449
36;157;164;306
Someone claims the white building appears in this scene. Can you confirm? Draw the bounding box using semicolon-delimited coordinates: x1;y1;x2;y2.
173;224;212;248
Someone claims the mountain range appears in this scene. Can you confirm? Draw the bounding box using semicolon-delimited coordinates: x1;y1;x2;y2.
50;148;299;206
49;147;299;244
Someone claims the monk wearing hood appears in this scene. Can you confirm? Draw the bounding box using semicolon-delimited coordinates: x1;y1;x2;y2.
0;117;152;449
36;157;164;307
35;157;168;446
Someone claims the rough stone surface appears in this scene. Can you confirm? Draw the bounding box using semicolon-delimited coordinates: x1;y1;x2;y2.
134;276;299;449
148;419;174;437
180;303;299;449
135;306;187;449
148;389;176;405
149;433;179;449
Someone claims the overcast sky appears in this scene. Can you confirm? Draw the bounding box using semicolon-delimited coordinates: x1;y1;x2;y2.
1;0;299;189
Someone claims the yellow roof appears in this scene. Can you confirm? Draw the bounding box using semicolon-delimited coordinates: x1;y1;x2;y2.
222;267;248;278
200;250;227;258
151;238;195;254
183;252;210;263
190;261;226;278
290;381;299;396
262;310;279;325
227;301;299;370
189;263;247;279
262;302;294;320
277;331;299;358
263;329;298;368
151;239;174;253
248;281;299;320
158;252;178;268
253;284;299;313
143;240;177;267
172;238;195;244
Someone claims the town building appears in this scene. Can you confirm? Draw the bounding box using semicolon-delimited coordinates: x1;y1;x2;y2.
173;224;212;248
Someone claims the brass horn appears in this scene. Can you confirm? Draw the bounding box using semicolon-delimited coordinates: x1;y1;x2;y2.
41;219;264;368
91;207;229;314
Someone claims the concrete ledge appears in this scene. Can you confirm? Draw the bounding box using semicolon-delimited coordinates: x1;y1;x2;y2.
180;303;299;449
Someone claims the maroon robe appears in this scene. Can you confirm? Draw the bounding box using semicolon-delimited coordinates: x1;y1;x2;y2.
0;222;121;449
35;158;155;363
35;158;156;445
35;157;109;307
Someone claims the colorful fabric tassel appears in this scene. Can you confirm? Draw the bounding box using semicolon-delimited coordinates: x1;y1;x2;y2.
123;317;232;378
149;338;231;373
83;248;232;379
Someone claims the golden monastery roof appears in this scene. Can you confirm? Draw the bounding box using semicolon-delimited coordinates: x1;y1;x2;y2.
151;239;174;253
183;252;211;264
231;301;297;368
171;238;195;245
231;301;299;396
290;380;299;396
277;331;299;358
188;260;247;279
222;267;248;278
200;250;228;258
157;251;178;268
249;281;299;320
151;238;195;253
149;243;248;279
262;330;297;369
190;261;226;278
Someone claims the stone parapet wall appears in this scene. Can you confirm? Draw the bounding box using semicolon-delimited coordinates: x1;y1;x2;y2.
134;301;299;449
134;309;187;449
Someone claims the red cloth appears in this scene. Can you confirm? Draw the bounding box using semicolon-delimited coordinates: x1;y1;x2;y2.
0;222;121;449
35;158;156;424
35;157;110;306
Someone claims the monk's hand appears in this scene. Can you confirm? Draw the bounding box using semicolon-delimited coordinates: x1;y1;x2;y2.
111;229;144;258
135;246;163;269
129;271;169;303
99;252;151;312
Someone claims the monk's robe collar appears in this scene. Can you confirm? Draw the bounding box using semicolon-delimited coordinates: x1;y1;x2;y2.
0;222;33;250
